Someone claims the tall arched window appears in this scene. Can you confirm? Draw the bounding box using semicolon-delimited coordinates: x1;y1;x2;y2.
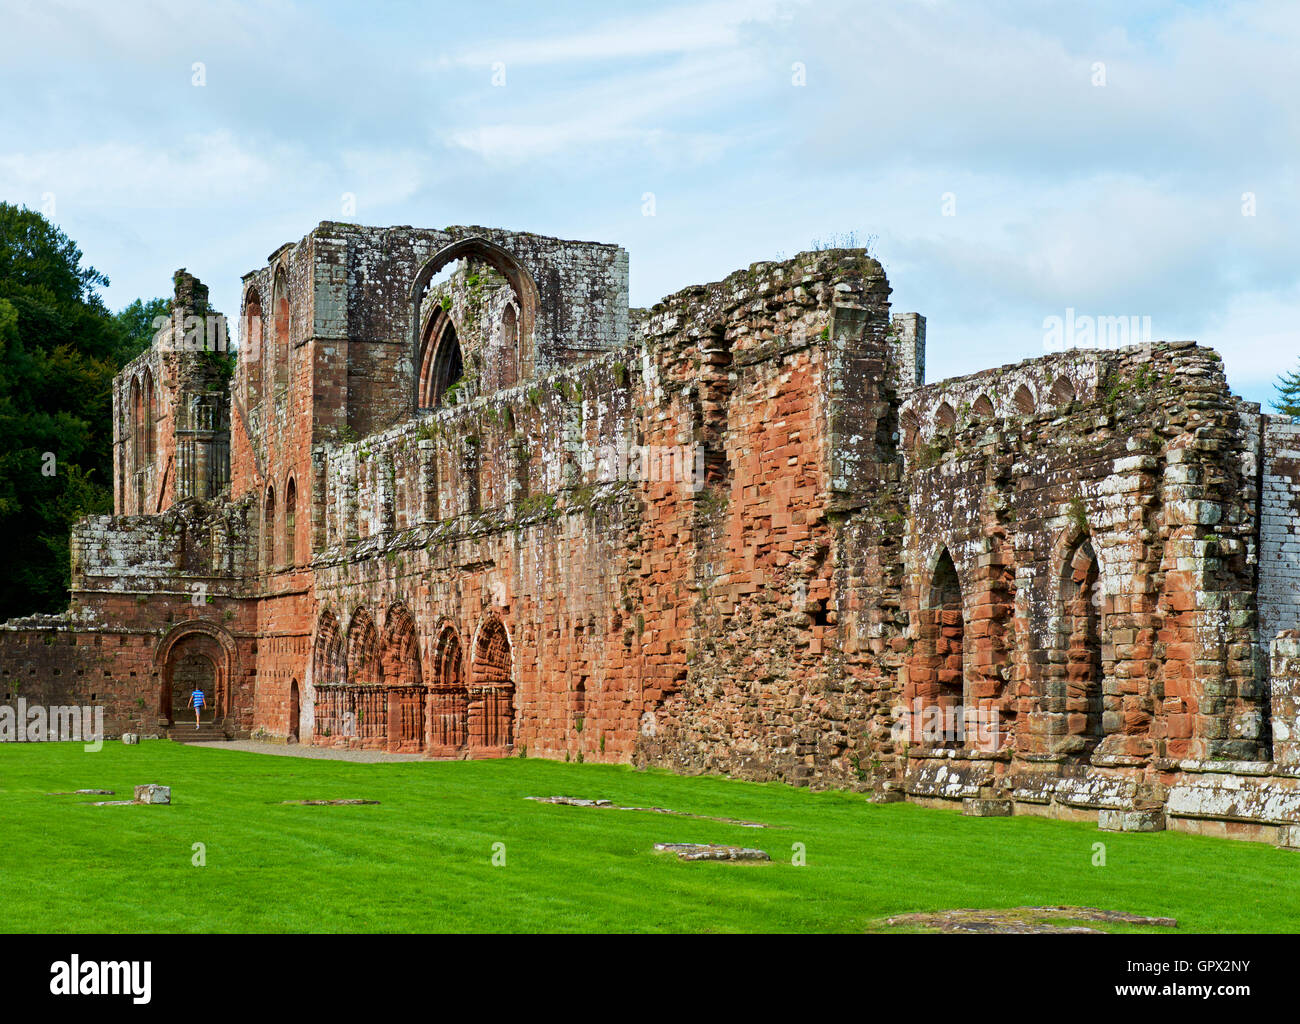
130;377;143;468
284;477;297;566
1059;535;1104;755
501;302;519;389
143;371;156;458
243;291;263;406
418;309;463;409
263;485;276;570
272;271;289;392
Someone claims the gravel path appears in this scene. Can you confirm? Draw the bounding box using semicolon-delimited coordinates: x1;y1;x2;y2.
188;739;427;763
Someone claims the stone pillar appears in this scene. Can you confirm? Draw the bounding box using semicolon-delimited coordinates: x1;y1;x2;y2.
1271;631;1300;765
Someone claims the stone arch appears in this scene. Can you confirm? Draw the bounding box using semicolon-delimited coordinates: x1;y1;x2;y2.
154;620;240;725
382;602;424;752
501;300;519;389
284;475;297;566
262;484;276;570
346;607;382;686
310;607;346;743
381;602;423;688
288;679;301;743
904;546;966;750
1049;529;1106;758
130;376;144;468
271;269;290;392
410;237;541;409
143;369;156;459
312;607;346;686
417;306;464;409
429;620;468;753
242;287;264;405
1012;383;1036;416
970;394;995;422
934;401;957;431
469;615;515;751
1050;374;1077;407
900;409;920;447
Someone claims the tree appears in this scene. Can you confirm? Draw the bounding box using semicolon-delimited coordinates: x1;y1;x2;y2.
0;203;155;618
1274;361;1300;417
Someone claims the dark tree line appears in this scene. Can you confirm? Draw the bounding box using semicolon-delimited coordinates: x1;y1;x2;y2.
0;203;161;619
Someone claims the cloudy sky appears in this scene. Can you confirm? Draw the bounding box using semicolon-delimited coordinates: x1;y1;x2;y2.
1;0;1295;406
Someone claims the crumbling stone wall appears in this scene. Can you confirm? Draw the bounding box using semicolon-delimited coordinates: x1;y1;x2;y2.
8;217;1300;847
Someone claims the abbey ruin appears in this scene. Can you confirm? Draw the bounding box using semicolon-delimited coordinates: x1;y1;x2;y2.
4;221;1300;846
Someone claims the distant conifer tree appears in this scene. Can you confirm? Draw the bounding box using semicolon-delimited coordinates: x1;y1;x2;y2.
1275;361;1300;417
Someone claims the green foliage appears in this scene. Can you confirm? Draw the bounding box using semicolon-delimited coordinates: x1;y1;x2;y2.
1274;361;1300;417
0;204;149;617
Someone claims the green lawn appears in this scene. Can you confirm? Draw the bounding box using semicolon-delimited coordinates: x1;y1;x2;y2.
0;741;1295;933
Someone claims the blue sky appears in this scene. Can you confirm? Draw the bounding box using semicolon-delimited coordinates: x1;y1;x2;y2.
1;0;1296;406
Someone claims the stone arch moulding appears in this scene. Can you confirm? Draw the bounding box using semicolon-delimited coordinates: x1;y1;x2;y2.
469;613;516;753
153;620;241;724
1048;521;1109;759
408;237;542;410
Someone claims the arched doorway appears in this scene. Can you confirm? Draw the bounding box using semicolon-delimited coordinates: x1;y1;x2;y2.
429;624;468;755
154;622;239;731
288;679;301;743
470;617;514;754
169;652;216;725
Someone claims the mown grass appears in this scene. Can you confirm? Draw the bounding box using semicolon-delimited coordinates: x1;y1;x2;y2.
0;741;1296;933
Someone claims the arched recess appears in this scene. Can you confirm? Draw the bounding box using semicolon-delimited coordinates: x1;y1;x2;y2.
381;602;423;687
130;377;144;468
284;476;297;566
429;622;468;753
501;301;519;388
900;409;920;447
154;620;241;725
312;608;346;686
934;402;957;431
143;370;156;459
1013;384;1037;416
310;607;347;742
288;680;301;743
417;306;464;409
271;269;290;392
262;485;276;570
971;394;995;422
905;547;965;749
409;237;542;410
347;608;382;686
1050;375;1077;407
381;601;424;752
1051;530;1106;759
242;288;264;405
469;615;515;751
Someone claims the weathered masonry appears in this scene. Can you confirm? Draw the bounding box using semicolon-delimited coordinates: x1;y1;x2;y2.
4;220;1300;847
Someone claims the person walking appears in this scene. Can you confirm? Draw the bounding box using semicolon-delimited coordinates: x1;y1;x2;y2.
187;687;206;729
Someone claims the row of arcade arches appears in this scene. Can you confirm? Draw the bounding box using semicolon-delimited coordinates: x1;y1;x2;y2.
908;526;1106;759
312;604;514;755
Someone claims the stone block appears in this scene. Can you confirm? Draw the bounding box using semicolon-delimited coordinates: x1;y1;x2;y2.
133;784;171;805
1098;808;1166;832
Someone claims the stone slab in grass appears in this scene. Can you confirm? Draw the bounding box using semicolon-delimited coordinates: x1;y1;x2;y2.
134;784;170;805
47;789;115;796
280;799;380;806
654;843;770;862
880;906;1178;934
528;795;772;828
